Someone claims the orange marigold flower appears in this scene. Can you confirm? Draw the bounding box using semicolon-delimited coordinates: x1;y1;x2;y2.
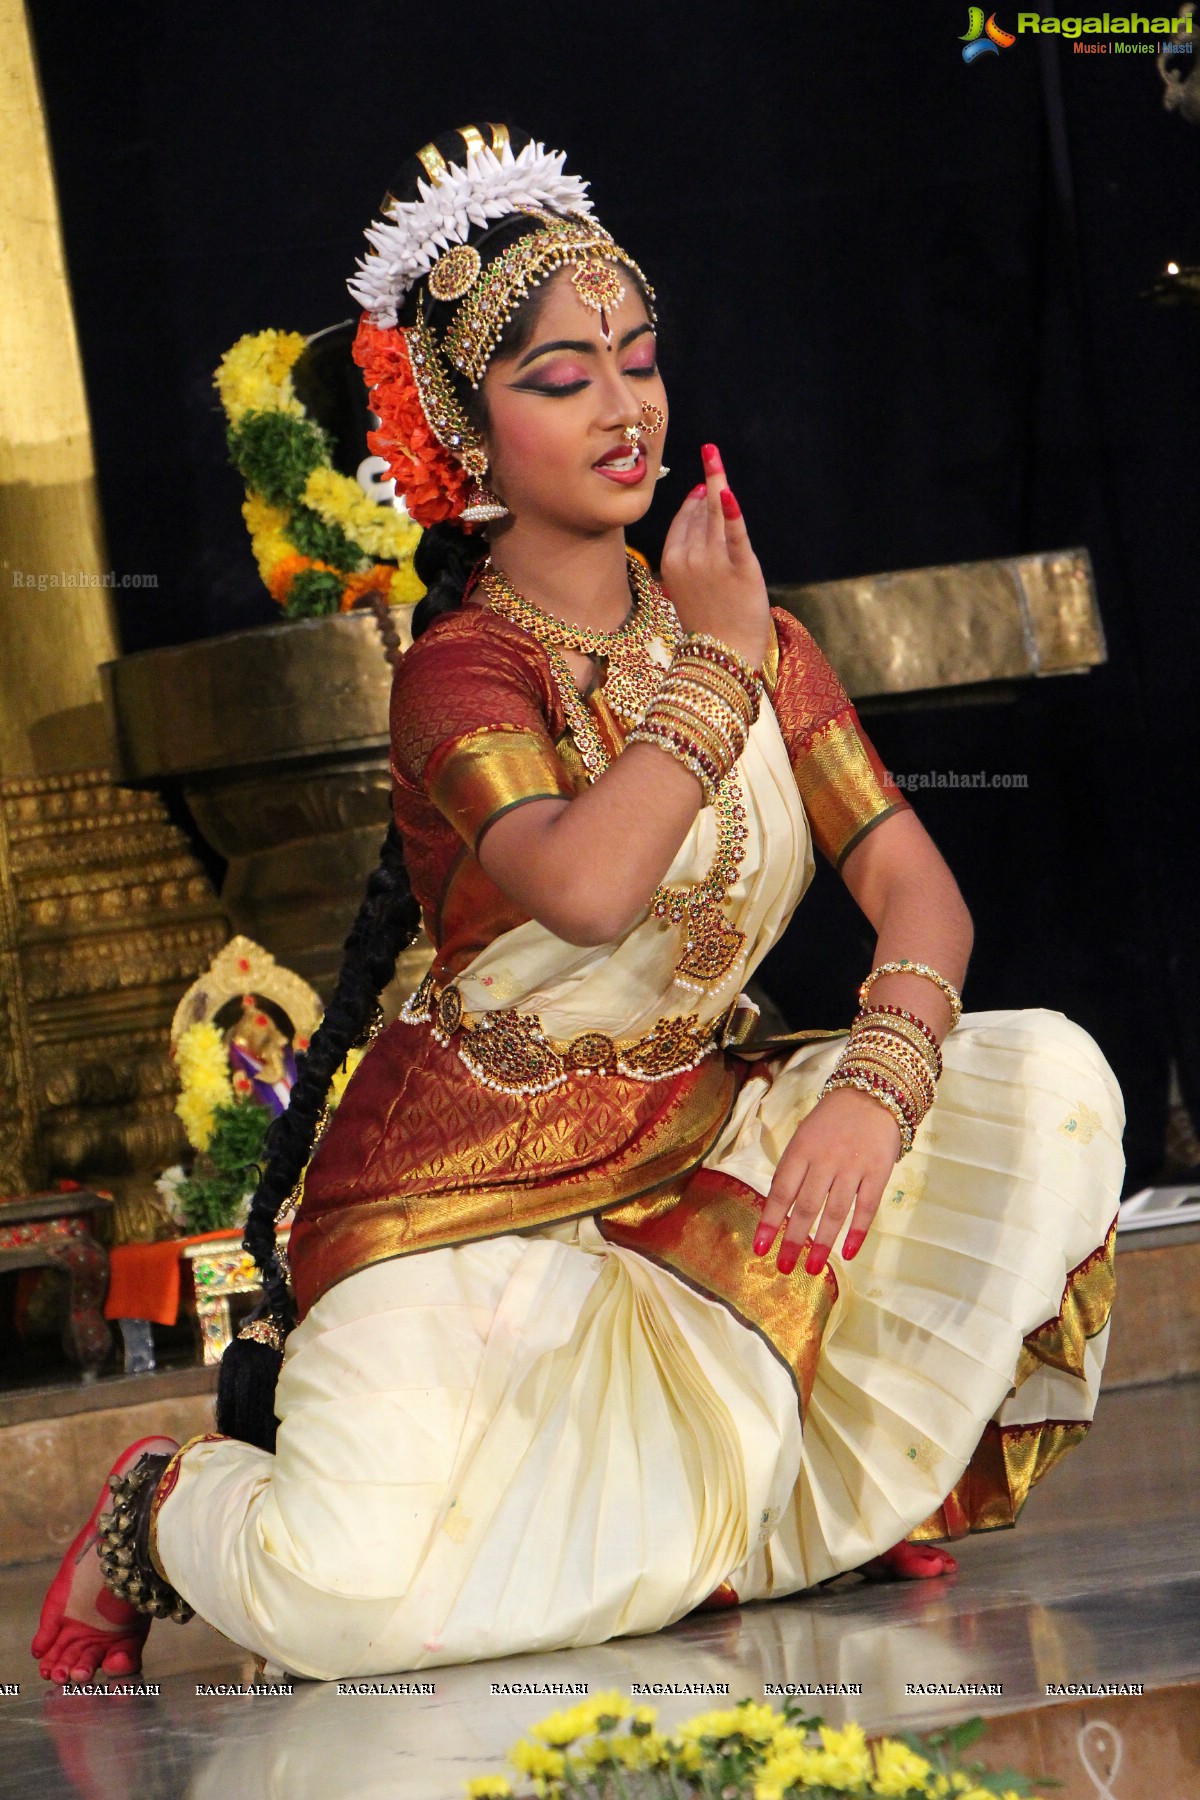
265;552;310;604
265;552;343;607
339;565;396;612
351;314;472;531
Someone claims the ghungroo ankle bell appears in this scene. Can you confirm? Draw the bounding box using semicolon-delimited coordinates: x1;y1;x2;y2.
96;1453;194;1624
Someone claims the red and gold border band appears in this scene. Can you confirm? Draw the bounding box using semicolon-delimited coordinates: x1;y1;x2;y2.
600;1166;838;1419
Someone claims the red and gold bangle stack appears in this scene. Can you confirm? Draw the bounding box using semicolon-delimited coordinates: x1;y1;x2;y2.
626;633;764;806
821;1002;944;1157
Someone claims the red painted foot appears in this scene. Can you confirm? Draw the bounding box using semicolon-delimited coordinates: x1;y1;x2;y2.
858;1540;958;1582
31;1435;179;1683
693;1580;741;1612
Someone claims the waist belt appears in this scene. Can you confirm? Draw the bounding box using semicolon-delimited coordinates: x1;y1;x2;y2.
398;968;762;1097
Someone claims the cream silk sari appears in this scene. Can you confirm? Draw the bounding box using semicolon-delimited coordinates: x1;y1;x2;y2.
155;685;1125;1679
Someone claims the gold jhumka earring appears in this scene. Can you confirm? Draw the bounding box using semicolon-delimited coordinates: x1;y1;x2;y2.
460;478;508;523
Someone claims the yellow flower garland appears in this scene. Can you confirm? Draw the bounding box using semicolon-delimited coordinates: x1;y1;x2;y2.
215;328;426;613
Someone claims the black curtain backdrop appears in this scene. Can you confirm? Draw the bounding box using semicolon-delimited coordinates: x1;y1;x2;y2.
27;1;1200;1193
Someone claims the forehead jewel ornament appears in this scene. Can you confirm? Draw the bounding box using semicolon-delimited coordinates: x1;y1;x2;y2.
347;129;655;486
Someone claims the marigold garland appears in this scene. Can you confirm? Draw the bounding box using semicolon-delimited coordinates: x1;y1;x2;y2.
466;1695;1051;1800
214;328;426;618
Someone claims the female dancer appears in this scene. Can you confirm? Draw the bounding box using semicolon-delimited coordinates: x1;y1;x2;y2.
33;124;1124;1685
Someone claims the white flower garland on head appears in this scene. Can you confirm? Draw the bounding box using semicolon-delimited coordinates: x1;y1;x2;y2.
348;138;594;326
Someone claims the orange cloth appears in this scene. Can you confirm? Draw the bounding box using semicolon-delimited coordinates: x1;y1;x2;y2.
104;1229;244;1326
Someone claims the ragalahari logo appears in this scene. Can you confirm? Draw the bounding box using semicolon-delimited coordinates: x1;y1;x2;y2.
961;7;1017;58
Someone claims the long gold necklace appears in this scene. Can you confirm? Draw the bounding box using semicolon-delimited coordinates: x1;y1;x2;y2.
478;555;749;993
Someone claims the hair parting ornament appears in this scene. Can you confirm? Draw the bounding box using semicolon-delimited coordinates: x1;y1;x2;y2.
348;125;655;530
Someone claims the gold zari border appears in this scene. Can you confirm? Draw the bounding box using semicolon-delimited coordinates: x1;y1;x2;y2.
791;713;906;872
600;1167;838;1419
908;1418;1091;1541
426;724;576;853
1013;1212;1118;1389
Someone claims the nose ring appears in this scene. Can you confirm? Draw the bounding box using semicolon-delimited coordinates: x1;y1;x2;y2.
639;401;665;436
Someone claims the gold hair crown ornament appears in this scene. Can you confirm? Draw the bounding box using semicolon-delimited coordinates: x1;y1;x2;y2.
348;130;656;513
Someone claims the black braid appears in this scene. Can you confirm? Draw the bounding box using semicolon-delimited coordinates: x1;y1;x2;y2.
216;819;420;1450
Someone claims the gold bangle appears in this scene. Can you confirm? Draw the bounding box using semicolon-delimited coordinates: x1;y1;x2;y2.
850;1010;943;1079
675;633;765;713
648;693;747;763
642;693;741;760
837;1049;931;1125
822;1071;915;1154
661;657;757;724
829;1040;933;1123
858;960;963;1031
626;719;726;805
841;1044;935;1108
844;1028;939;1101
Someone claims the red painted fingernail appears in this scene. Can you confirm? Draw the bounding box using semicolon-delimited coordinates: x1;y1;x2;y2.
842;1229;865;1260
777;1245;799;1275
753;1225;774;1257
719;488;741;520
689;483;706;499
805;1244;830;1276
701;443;721;473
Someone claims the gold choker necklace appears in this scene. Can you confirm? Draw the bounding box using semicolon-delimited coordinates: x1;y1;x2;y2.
478;554;749;993
477;553;681;729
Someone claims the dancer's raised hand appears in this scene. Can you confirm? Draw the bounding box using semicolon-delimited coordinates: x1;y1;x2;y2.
659;443;771;669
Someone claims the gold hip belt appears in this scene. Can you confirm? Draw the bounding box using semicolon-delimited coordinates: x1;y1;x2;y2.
398;969;757;1097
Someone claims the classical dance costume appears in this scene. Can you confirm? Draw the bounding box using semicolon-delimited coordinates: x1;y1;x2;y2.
147;594;1124;1678
94;124;1124;1683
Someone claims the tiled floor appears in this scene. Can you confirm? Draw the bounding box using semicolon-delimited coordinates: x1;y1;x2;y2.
0;1377;1197;1798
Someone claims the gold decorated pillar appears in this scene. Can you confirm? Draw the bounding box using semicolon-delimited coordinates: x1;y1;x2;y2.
0;0;120;779
0;5;229;1230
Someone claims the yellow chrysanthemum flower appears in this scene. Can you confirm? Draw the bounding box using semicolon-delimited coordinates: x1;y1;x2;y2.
871;1737;935;1796
215;330;306;424
174;1090;217;1153
778;1719;869;1792
673;1739;705;1773
247;523;295;585
507;1740;565;1781
624;1730;670;1768
174;1022;234;1151
302;467;423;564
754;1744;832;1799
242;494;290;541
676;1702;781;1744
389;560;427;606
527;1690;629;1749
464;1779;513;1799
